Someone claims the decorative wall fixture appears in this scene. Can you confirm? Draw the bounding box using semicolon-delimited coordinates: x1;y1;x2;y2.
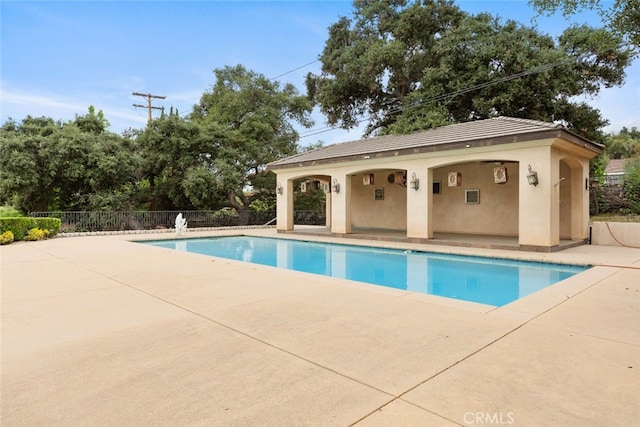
527;165;539;186
374;188;384;200
493;166;508;184
322;182;330;193
363;173;374;185
332;178;340;194
448;171;461;187
276;182;283;195
394;171;407;186
465;189;480;204
409;172;420;190
433;181;441;194
300;181;307;193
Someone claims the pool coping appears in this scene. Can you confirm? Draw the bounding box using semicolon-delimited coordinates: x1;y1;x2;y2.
136;232;591;314
126;228;638;320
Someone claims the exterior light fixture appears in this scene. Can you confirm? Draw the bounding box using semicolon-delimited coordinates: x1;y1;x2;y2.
276;182;283;195
332;178;340;194
409;172;420;190
527;165;539;186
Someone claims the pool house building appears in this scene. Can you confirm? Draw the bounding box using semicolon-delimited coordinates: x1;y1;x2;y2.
267;117;603;252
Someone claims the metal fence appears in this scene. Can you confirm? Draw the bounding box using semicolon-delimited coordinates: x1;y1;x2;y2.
29;210;326;233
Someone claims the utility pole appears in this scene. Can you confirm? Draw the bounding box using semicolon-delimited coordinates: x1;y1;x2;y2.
132;92;166;125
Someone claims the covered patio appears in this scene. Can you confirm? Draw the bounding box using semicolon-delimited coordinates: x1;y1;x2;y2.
268;117;603;252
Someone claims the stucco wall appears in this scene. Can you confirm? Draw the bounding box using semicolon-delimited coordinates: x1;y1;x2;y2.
432;162;520;235
350;171;407;229
590;222;640;247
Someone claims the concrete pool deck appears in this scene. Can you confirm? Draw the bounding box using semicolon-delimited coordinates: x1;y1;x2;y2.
1;228;639;426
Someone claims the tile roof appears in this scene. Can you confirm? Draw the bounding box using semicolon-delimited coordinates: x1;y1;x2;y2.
604;158;629;175
267;116;602;170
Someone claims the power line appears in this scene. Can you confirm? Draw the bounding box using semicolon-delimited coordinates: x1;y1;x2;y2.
132;92;166;125
269;59;320;81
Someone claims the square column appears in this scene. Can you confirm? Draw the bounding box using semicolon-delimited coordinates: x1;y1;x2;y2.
276;178;294;231
518;152;559;249
330;175;351;234
407;168;433;239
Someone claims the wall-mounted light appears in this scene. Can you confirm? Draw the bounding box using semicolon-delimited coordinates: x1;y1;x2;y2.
409;172;420;190
276;182;283;195
527;165;539;186
332;178;340;194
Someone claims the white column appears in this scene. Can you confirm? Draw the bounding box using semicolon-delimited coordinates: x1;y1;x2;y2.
276;177;294;231
330;175;352;234
407;168;433;239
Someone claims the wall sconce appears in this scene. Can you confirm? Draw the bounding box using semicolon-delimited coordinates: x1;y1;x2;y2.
409;172;420;190
332;178;340;194
527;165;539;186
276;182;283;195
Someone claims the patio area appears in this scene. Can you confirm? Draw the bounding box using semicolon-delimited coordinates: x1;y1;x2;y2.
1;228;639;426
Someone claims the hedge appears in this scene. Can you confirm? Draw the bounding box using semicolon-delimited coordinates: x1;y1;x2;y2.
0;217;61;241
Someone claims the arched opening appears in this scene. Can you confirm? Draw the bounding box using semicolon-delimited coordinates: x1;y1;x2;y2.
292;175;330;228
558;157;586;241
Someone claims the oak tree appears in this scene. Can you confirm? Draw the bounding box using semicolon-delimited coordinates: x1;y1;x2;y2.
307;0;632;141
192;65;314;223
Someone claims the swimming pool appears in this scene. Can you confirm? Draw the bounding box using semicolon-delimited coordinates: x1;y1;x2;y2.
143;236;588;306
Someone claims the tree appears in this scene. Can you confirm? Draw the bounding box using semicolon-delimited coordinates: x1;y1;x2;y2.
0;116;62;212
192;65;314;224
307;0;631;140
530;0;640;50
134;109;223;211
0;110;139;212
73;105;111;134
604;127;640;159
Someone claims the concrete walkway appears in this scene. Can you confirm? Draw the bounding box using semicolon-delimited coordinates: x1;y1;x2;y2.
1;229;638;426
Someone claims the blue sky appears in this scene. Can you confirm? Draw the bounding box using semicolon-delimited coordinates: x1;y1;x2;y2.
1;0;638;146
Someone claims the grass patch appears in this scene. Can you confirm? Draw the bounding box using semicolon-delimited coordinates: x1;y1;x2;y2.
591;213;640;223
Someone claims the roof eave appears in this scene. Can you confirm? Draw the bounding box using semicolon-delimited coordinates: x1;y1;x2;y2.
267;129;603;171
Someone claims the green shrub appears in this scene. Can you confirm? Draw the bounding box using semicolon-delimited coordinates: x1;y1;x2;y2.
0;217;36;240
35;218;61;236
0;230;14;245
0;206;23;217
623;156;640;214
23;228;46;241
0;217;60;241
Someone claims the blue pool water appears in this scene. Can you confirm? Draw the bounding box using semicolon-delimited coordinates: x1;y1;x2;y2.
142;236;588;306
